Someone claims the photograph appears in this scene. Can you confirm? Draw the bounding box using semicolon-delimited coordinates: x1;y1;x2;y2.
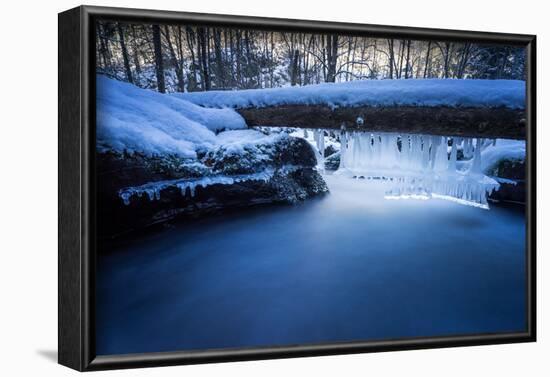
93;18;528;356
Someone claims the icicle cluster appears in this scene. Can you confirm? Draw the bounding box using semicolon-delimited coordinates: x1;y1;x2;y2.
119;169;276;205
312;129;325;172
301;128;329;172
337;131;499;208
118;165;306;205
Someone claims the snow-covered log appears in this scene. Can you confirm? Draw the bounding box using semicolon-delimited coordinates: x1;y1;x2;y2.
174;79;526;139
236;105;525;139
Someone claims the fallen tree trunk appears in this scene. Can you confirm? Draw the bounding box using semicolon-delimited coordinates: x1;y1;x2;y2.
237;105;526;139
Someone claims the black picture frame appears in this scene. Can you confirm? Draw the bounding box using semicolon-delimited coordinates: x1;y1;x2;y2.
58;5;537;371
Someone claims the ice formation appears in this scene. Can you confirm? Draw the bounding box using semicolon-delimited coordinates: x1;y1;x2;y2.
312;129;326;172
119;169;275;205
118;166;303;205
335;131;501;209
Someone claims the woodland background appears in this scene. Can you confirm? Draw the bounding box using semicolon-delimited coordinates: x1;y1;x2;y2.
96;21;526;93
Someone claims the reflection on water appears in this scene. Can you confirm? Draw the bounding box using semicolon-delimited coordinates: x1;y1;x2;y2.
96;175;526;355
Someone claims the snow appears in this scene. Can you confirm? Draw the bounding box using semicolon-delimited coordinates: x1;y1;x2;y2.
481;139;526;174
173;79;525;110
215;129;285;155
96;75;247;157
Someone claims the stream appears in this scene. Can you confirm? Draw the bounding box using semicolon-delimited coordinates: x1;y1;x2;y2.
96;174;526;355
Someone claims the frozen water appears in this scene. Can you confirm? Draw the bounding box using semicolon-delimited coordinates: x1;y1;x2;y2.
118;166;303;205
334;131;501;208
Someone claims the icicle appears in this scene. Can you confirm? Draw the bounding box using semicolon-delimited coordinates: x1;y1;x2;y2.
421;135;431;171
338;130;348;170
372;134;382;166
448;138;459;172
317;129;325;173
433;136;449;172
469;138;483;174
411;135;422;171
118;168;286;205
466;138;472;158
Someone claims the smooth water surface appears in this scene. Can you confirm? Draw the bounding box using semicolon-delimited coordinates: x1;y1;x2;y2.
96;175;526;355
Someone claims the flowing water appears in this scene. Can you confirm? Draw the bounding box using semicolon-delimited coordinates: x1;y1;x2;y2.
96;174;526;355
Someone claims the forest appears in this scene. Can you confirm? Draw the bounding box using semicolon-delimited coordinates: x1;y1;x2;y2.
95;21;526;93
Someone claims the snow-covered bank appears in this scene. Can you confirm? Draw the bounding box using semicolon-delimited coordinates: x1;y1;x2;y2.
95;76;329;239
482;139;526;174
96;75;247;158
173;79;525;110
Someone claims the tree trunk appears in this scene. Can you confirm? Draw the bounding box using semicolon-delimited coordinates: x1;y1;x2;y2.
116;23;133;84
404;40;411;79
456;43;471;79
213;28;225;88
397;40;405;79
163;25;185;92
185;27;198;91
131;25;142;76
197;27;210;91
152;24;165;93
423;41;431;78
290;49;300;86
442;42;451;79
236;30;242;86
387;39;394;79
325;34;338;82
97;23;111;71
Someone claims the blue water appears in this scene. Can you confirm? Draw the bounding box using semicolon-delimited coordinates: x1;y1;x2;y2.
96;175;526;355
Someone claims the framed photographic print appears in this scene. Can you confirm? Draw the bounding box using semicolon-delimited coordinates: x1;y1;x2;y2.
58;5;536;371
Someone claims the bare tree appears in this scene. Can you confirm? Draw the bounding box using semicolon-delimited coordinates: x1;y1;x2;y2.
213;28;226;88
163;26;184;92
152;24;165;93
197;27;210;90
116;23;134;84
325;34;338;82
423;41;432;78
404;40;411;79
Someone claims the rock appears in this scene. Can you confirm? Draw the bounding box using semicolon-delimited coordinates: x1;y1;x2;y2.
324;151;341;171
489;181;526;204
487;158;525;205
204;136;317;175
97;136;328;240
324;144;338;158
485;158;525;181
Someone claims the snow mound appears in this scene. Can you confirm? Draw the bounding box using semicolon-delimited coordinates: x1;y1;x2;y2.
481;139;526;174
215;129;285;155
173;79;525;110
96;76;247;157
